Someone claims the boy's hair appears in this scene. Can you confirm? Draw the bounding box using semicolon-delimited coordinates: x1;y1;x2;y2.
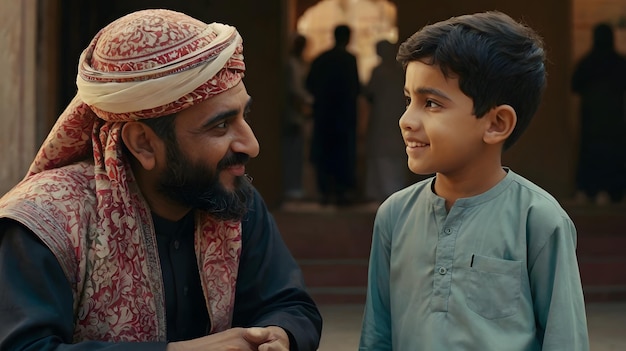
397;11;546;149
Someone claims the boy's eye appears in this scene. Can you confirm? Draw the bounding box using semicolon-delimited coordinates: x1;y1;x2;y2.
425;99;440;108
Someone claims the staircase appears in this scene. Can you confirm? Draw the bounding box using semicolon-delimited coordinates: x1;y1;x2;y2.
274;202;626;304
570;205;626;301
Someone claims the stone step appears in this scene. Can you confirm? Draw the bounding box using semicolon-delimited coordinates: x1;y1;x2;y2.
274;203;626;304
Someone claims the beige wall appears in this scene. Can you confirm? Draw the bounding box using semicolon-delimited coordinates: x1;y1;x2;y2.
0;1;37;195
573;0;626;60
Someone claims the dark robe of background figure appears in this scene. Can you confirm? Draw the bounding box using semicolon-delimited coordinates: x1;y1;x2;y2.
306;24;360;206
363;40;409;205
572;23;626;205
282;34;313;203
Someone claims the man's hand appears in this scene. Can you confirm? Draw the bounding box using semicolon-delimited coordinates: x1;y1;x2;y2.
166;327;255;351
243;326;290;351
165;326;290;351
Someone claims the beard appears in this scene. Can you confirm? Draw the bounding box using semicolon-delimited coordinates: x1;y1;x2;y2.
157;143;252;221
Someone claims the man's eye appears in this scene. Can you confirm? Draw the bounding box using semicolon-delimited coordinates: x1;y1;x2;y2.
404;96;411;107
216;121;228;129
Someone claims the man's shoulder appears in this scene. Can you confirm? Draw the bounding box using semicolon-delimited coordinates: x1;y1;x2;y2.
313;48;354;62
0;162;97;206
0;162;99;248
25;162;96;192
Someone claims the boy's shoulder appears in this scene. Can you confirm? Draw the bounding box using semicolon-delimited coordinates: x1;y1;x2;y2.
507;171;565;210
378;176;435;213
505;171;575;235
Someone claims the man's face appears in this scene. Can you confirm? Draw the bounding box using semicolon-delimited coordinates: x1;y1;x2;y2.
157;82;259;220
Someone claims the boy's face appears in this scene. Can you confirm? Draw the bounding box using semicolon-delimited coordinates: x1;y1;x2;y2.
400;60;491;176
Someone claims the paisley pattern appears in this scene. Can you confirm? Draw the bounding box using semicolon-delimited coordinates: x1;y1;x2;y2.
0;9;244;342
0;162;242;341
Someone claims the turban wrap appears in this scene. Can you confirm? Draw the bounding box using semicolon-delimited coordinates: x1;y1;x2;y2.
28;8;245;174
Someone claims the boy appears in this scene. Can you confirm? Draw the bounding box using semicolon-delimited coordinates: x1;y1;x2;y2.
359;11;589;350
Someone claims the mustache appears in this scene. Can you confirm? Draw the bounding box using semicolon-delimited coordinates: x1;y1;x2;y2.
217;152;250;170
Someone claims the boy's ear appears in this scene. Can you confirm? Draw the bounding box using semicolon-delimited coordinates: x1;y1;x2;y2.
483;105;517;146
121;122;161;171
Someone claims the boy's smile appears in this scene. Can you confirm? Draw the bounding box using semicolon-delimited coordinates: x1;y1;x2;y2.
400;60;491;179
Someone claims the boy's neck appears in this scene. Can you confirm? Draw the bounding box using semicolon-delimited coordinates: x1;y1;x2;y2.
434;163;507;211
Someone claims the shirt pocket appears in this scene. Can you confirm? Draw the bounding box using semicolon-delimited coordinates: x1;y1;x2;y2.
464;254;522;320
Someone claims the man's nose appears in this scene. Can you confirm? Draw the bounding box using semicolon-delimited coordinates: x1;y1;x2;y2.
232;121;260;158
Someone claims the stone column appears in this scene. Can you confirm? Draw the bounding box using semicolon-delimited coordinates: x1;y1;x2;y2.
0;0;37;195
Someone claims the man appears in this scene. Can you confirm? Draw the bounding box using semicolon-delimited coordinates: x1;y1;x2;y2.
571;23;626;205
306;24;360;206
0;9;322;351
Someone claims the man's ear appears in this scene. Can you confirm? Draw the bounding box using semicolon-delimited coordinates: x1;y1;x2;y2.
121;122;160;171
483;105;517;146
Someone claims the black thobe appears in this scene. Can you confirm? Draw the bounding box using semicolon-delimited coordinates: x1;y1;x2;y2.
0;188;322;350
306;46;360;201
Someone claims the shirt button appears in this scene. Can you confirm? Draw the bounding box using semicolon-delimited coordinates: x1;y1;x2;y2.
174;240;180;250
438;267;447;275
444;228;452;234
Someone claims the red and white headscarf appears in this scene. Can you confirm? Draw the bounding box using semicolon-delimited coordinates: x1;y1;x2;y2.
29;8;245;174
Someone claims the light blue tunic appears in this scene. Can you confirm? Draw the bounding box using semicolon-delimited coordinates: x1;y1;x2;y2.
359;169;589;350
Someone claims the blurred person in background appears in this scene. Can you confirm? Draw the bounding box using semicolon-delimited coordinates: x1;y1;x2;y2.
572;23;626;205
282;34;313;203
306;24;360;206
363;40;408;206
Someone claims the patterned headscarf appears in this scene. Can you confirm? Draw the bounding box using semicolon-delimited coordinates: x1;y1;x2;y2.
28;8;245;175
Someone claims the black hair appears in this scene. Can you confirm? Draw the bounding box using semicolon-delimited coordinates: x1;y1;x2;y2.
121;113;178;161
397;11;546;150
376;40;396;61
140;113;178;145
334;24;351;47
291;34;307;58
592;23;614;52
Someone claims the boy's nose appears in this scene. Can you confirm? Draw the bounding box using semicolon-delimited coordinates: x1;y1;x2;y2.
399;109;420;131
